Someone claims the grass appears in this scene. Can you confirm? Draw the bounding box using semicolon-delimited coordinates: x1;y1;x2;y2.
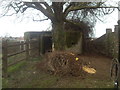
55;78;113;88
0;54;2;90
8;52;26;65
0;54;2;68
2;57;41;88
29;56;43;61
25;73;59;88
2;60;27;88
2;56;114;88
8;61;26;73
0;54;2;58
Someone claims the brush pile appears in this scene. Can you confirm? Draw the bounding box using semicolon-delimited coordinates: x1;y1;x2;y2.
45;51;86;76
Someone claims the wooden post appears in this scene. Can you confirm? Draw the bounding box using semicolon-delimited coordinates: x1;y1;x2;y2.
2;39;8;78
20;41;24;51
38;35;41;56
40;35;43;55
37;34;40;56
26;39;29;60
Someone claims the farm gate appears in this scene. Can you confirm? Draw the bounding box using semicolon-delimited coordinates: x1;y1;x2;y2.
2;38;40;78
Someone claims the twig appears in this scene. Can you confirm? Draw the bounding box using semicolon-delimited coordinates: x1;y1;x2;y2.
33;18;49;22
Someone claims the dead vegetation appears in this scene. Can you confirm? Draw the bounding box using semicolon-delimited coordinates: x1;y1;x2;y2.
36;51;88;77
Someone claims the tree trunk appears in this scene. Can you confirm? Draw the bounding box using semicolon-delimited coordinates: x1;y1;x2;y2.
52;21;66;51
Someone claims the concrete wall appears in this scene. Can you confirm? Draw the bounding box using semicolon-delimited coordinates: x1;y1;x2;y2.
24;31;83;54
24;31;52;55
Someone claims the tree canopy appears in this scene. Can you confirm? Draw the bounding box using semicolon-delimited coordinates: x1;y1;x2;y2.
1;1;118;22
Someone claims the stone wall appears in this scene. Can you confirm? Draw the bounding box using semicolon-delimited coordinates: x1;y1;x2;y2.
91;26;118;58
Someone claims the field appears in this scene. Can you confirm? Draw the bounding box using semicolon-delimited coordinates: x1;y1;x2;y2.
2;53;114;88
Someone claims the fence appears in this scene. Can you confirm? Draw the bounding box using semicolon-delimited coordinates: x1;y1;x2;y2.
2;39;40;78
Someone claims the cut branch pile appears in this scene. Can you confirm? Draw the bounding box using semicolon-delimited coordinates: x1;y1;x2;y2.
45;51;86;76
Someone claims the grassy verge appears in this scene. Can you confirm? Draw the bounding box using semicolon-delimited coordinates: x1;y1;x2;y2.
8;61;26;73
2;57;42;88
8;52;26;65
29;56;43;61
2;60;26;88
25;73;59;88
2;56;114;88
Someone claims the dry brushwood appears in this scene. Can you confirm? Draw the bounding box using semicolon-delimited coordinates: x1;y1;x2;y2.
45;51;85;76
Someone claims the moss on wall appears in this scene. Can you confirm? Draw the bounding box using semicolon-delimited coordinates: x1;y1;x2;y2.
66;31;81;48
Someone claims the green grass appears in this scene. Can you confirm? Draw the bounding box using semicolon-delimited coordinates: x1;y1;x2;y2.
2;56;114;88
8;61;26;73
8;52;26;65
0;54;2;58
2;60;26;88
0;54;2;69
25;73;59;88
56;78;114;88
29;56;43;61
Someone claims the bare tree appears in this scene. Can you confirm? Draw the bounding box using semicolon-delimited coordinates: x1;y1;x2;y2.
0;0;118;50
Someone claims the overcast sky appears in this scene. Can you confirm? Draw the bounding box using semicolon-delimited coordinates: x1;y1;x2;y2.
0;15;51;37
95;9;118;37
0;1;119;38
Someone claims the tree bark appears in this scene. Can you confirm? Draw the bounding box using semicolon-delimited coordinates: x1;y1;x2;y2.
52;21;66;51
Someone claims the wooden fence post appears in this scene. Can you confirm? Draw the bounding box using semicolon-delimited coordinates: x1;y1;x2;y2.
20;41;24;51
37;35;40;56
40;35;43;55
2;39;8;78
26;40;29;60
38;35;41;56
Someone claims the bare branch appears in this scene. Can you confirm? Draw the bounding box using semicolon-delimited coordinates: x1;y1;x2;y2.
40;2;53;14
33;18;49;22
94;14;104;22
4;12;17;16
64;3;73;14
31;2;54;20
64;5;118;17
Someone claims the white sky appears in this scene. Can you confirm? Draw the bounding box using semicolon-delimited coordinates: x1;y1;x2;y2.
0;13;52;37
95;9;118;37
0;1;119;38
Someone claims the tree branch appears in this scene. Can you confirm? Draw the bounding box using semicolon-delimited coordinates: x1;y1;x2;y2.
64;3;73;14
40;2;53;14
32;2;54;20
33;18;49;22
64;6;118;17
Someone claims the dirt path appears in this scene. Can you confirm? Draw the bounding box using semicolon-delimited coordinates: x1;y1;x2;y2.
80;53;112;80
51;53;113;88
